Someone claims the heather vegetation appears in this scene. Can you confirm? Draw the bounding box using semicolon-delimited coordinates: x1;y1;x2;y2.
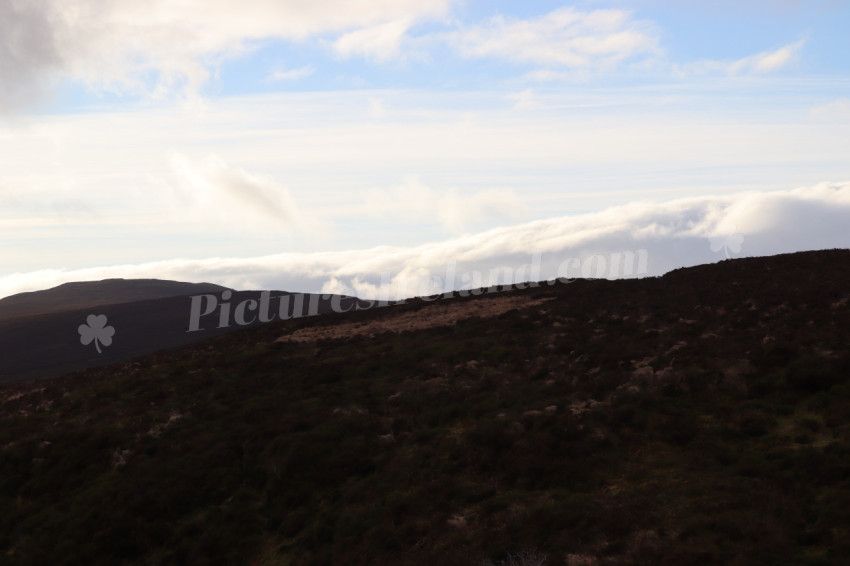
1;250;850;565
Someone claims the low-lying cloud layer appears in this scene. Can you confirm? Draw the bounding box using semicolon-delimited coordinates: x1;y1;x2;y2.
2;181;848;301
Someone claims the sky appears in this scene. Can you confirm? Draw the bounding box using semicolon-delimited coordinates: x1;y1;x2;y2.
1;0;849;300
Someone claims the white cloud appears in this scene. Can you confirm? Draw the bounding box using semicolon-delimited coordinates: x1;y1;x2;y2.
507;89;540;110
333;18;413;62
444;7;660;69
746;41;802;73
163;153;310;233
268;65;315;81
0;0;453;109
677;40;805;76
521;69;575;82
2;181;849;301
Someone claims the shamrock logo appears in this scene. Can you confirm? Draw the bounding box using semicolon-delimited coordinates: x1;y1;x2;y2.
78;314;115;354
709;229;744;260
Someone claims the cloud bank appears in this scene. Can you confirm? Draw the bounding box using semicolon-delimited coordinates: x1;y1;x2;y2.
2;181;848;301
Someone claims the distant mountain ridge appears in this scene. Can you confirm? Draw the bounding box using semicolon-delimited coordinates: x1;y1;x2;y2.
0;278;230;321
0;279;372;384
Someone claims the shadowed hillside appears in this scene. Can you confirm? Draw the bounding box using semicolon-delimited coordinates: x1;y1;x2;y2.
0;282;374;384
0;279;230;321
1;250;850;565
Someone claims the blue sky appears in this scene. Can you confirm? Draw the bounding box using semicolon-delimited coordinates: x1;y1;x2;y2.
39;0;850;105
1;0;849;298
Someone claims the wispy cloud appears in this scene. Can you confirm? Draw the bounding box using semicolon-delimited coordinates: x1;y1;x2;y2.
267;65;315;82
676;40;805;77
2;181;848;301
507;89;540;110
443;7;660;69
741;40;804;73
333;18;414;62
521;69;575;82
163;153;312;233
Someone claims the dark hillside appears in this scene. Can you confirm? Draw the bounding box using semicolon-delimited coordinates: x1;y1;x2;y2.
1;250;849;565
0;286;373;384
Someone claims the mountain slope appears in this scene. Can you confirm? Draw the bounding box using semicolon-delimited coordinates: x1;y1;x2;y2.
1;250;850;565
